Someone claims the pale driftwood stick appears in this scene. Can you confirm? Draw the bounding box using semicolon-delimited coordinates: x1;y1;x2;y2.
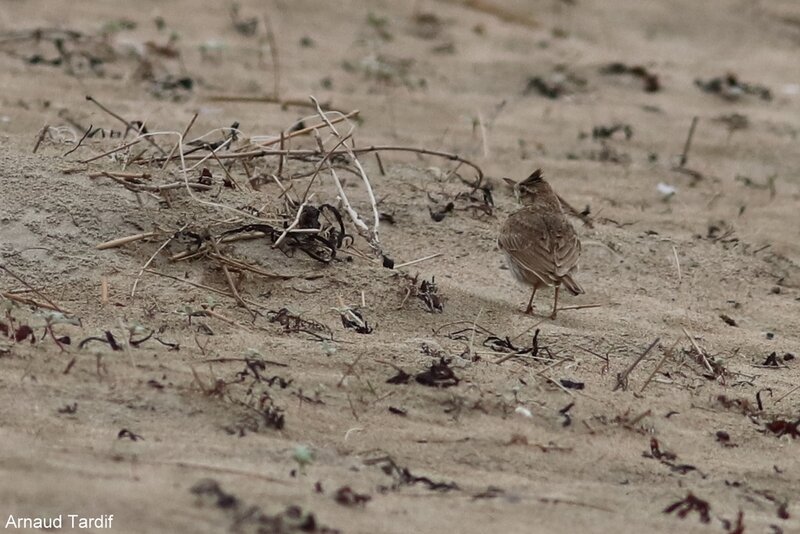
394;253;443;269
162;112;198;170
96;231;159;250
130;224;187;299
613;337;660;391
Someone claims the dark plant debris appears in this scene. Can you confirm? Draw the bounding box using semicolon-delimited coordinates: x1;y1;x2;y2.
644;438;702;476
191;479;340;533
695;73;772;101
398;274;445;313
117;429;143;441
333;486;371;507
365;456;460;493
591;123;633;140
525;66;587;99
715;431;737;448
719;314;737;327
663;492;711;524
339;308;373;334
721;511;745;534
560;379;584;390
600;62;660;92
415;358;460;388
269;308;332;340
764;419;800;439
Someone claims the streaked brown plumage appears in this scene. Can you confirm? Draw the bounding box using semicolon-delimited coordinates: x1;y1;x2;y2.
498;169;584;318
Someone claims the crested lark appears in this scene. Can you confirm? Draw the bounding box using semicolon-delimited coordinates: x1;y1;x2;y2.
498;169;584;318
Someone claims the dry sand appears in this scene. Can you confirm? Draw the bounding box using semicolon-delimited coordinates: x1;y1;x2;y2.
1;1;799;533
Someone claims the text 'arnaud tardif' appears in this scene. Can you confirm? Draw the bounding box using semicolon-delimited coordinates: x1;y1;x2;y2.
5;514;114;529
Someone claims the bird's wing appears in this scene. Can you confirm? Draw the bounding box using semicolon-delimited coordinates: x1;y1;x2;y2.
550;216;582;277
499;210;558;285
499;209;581;283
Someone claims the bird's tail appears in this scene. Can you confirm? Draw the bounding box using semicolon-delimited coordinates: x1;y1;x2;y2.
562;274;584;295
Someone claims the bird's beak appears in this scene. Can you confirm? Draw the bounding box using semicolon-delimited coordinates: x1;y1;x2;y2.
502;177;517;187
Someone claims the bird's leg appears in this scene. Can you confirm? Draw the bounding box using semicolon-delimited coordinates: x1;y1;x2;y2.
525;287;537;315
550;285;560;319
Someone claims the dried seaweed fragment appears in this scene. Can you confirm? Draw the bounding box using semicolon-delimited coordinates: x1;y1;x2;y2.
663;492;711;523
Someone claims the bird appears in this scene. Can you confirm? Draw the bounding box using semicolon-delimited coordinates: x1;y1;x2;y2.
498;169;584;318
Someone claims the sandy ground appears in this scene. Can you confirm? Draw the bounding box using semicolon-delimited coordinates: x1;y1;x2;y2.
1;1;799;533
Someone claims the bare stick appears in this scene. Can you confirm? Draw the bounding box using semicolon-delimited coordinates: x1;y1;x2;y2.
130;225;186;299
375;152;386;175
63;124;93;157
308;128;373;243
300;131;354;202
144;269;269;309
144;459;289;485
554;303;607;312
85;95;166;155
261;13;280;99
162;112;198;170
774;385;800;404
613;337;660;391
100;276;109;305
639;338;678;393
681;326;714;374
79;138;141;164
672;245;682;284
394;253;443;269
0;292;64;312
208;239;255;318
0;264;64;312
151;136;485;188
277;131;285;177
205;95;336;109
206;253;293;279
32;123;49;153
96;231;159;250
273;196;312;248
311;96;381;252
100;174;211;193
210;149;242;191
679;116;699;167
